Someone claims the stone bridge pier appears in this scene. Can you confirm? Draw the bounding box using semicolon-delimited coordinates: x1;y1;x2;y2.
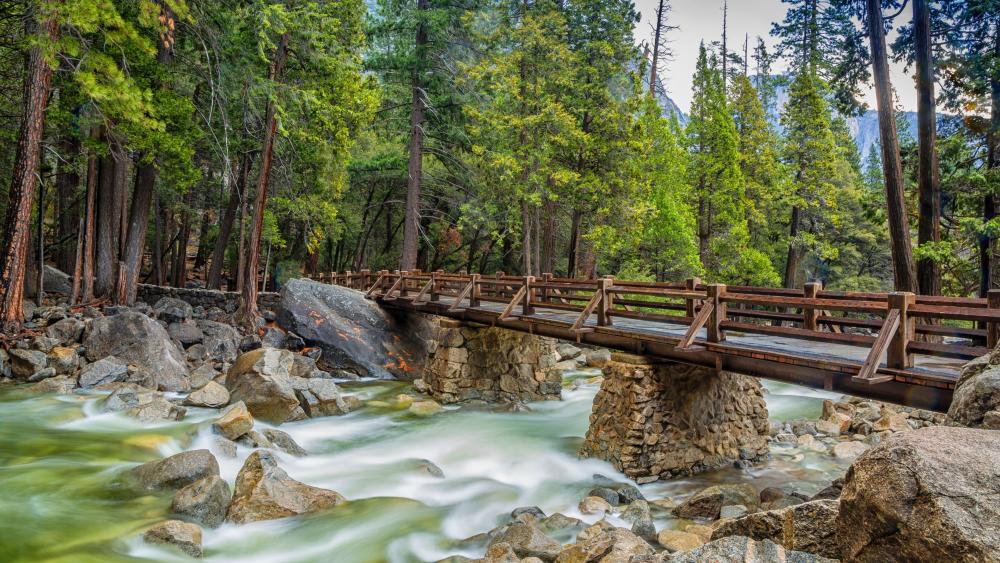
411;317;770;481
580;353;770;482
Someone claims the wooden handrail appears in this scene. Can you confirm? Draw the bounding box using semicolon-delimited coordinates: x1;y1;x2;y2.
676;301;714;350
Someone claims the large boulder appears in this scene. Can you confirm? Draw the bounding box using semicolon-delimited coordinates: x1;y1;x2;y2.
82;312;189;392
79;357;129;388
225;450;345;524
127;450;220;492
9;349;47;380
554;527;653;562
670;536;835;563
948;361;1000;428
24;265;73;297
275;278;428;379
712;500;840;559
154;297;193;324
836;426;1000;562
226;348;304;424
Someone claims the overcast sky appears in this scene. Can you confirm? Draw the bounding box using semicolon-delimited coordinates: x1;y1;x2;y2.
632;0;919;113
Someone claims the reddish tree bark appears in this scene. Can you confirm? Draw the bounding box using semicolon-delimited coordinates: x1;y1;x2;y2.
81;146;98;302
0;12;59;332
237;32;288;327
914;0;941;296
400;0;428;271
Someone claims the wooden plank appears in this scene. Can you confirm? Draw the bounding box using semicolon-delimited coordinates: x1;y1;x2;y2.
448;278;476;311
853;309;900;384
380;275;404;301
675;301;714;350
571;289;603;331
364;273;386;298
723;293;887;314
721;321;876;346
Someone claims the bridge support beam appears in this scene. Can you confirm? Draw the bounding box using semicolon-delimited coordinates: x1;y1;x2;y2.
415;319;563;404
581;353;770;483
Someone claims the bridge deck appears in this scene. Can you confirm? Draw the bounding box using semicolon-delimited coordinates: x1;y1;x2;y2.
319;270;1000;412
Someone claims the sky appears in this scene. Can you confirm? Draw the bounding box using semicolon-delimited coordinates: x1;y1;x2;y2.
632;0;919;113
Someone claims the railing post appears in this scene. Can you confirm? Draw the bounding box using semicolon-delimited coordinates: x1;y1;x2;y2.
470;273;481;307
597;276;614;326
685;277;701;317
522;276;535;316
803;281;821;331
399;271;410;298
361;269;370;288
541;273;552;304
988;290;1000;348
346;270;355;289
887;292;915;369
706;283;727;343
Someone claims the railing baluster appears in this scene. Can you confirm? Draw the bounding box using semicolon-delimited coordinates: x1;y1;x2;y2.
685;277;701;317
887;291;915;369
803;281;821;331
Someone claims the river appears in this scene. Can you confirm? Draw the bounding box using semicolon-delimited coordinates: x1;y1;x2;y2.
0;370;849;562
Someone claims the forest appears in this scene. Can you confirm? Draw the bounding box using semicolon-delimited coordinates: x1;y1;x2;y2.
0;0;997;331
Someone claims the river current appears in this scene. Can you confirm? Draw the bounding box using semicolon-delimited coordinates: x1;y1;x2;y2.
0;370;849;562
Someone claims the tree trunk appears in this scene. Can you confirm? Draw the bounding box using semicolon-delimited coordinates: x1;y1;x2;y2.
866;0;918;292
521;200;532;275
152;194;165;286
650;0;665;96
783;205;801;288
55;133;80;273
981;33;1000;296
400;0;428;271
94;135;126;298
540;199;555;274
567;208;582;277
914;0;941;296
117;156;156;304
208;152;249;289
172;187;197;288
0;12;58;331
237;32;288;327
82;147;98;302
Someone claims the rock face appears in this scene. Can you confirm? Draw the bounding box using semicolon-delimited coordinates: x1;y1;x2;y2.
226;349;304;424
276;278;428;379
712;500;840;558
128;450;220;492
226;450;345;524
670;536;835;563
580;354;769;481
143;520;203;558
948;357;1000;428
78;357;129;388
82;312;189;392
171;475;231;528
836;426;1000;562
417;319;562;404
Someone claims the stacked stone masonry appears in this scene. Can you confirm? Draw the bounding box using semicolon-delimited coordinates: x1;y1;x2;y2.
581;353;770;482
416;319;563;403
137;284;280;313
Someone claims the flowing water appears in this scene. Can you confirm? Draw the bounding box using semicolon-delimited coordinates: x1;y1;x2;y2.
0;371;849;562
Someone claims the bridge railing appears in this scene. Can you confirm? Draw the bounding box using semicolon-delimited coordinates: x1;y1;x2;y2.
313;270;1000;386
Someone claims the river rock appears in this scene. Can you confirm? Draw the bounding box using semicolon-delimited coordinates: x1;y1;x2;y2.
128;449;220;492
128;396;186;422
948;363;1000;428
670;536;835;563
294;378;359;417
578;496;612;515
197;319;241;363
82;312;189;392
190;363;219;389
657;529;704;553
276;278;427;379
79;357;129;387
409;399;443;416
672;483;759;520
584;349;611;368
836;426;1000;562
171;475;231;528
487;522;562;560
226;450;345;524
587;487;620;506
555;528;653;563
831;440;868;460
226;348;304;424
712;500;840;558
143;520;202;558
261;428;307;457
29;374;76;394
186;381;230;408
237;430;273;449
213;401;254;440
168;321;204;347
47;346;78;375
9;349;47;380
46;317;84;345
154;297;193;324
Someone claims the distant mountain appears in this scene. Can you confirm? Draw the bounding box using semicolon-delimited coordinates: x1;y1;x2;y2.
767;78;917;161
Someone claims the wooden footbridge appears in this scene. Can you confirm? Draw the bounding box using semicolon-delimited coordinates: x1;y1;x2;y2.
315;270;1000;412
